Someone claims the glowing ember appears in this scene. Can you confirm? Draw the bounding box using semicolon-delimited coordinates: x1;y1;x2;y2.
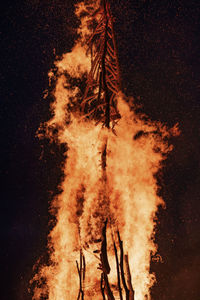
31;1;179;299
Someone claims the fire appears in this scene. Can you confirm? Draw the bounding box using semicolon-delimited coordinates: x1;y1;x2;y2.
31;1;178;299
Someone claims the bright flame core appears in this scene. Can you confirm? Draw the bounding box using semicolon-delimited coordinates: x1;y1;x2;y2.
32;1;178;299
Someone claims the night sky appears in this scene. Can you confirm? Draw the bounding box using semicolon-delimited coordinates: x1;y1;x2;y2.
1;0;200;299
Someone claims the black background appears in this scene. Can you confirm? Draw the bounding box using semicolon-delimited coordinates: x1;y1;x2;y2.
1;0;200;299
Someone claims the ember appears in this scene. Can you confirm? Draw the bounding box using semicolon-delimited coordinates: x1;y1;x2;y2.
31;1;178;299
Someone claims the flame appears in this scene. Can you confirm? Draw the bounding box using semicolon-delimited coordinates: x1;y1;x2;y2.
31;1;178;299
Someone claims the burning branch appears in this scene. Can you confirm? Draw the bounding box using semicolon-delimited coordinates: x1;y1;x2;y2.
100;273;106;300
117;231;130;299
113;238;123;300
100;220;115;300
76;250;86;300
80;0;121;128
100;219;111;274
125;255;135;300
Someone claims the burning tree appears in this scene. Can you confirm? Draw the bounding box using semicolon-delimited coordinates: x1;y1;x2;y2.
31;0;178;299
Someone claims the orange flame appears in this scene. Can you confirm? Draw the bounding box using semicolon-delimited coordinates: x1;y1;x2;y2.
31;1;178;299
